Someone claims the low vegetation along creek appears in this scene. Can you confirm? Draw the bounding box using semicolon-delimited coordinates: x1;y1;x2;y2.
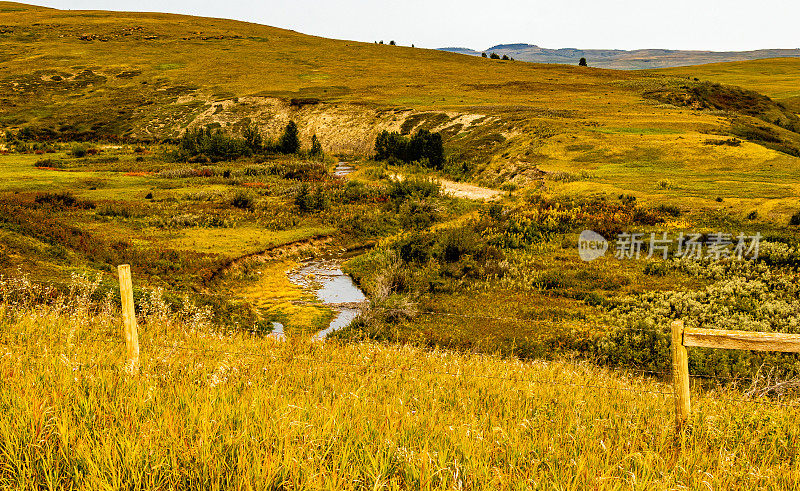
4;1;800;488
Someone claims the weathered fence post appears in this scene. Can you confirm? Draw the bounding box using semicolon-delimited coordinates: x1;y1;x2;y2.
118;264;140;372
671;320;690;430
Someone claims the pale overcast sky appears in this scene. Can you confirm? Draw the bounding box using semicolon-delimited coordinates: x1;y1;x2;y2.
21;0;800;51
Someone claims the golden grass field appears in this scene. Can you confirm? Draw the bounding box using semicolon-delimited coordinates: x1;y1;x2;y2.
2;287;800;489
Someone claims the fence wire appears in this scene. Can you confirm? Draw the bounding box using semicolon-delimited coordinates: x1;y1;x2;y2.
8;337;800;410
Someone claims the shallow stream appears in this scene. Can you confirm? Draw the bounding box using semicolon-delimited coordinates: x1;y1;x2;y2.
286;258;367;339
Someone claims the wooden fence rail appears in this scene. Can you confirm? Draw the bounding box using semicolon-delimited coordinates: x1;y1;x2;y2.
671;320;800;429
111;269;796;426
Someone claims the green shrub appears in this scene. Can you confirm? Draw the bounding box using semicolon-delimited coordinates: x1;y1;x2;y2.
656;179;673;190
374;129;445;169
231;191;255;211
294;183;328;212
242;123;263;153
278;121;300;154
310;134;323;156
583;291;606;306
655;204;681;217
434;227;482;263
70;144;88;158
179;126;251;162
388;177;440;202
398;199;440;229
341;180;387;204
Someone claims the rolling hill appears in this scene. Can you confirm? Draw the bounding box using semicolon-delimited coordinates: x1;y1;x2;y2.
439;43;800;70
2;1;800;215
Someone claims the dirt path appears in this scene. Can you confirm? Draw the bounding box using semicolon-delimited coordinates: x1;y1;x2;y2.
388;172;502;201
438;178;502;201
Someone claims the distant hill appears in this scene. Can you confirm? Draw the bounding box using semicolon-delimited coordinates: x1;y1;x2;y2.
439;44;800;69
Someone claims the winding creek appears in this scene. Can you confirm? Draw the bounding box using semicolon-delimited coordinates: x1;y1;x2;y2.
267;258;367;340
270;161;367;340
289;259;367;339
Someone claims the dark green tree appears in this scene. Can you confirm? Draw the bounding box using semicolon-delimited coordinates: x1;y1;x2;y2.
408;129;444;169
375;130;409;161
310;134;323;156
374;129;444;169
481;52;487;58
489;52;500;59
501;54;510;60
278;121;300;154
579;57;588;67
243;123;263;153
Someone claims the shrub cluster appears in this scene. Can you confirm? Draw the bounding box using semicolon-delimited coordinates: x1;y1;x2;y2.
175;122;310;162
294;183;329;212
178;126;252;162
375;129;445;169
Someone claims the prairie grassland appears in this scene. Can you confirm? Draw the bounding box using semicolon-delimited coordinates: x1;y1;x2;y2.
1;280;800;490
4;2;800;221
0;149;336;280
656;58;800;108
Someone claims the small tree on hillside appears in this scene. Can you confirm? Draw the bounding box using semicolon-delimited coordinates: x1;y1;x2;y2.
243;123;263;153
481;52;487;58
310;134;323;156
389;40;396;46
489;52;500;59
278;121;300;154
579;57;588;67
501;54;510;60
408;129;444;169
375;130;408;161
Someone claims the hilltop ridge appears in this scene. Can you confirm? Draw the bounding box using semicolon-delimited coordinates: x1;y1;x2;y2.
439;43;800;69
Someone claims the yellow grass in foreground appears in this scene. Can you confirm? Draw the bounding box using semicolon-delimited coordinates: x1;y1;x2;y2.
1;296;799;489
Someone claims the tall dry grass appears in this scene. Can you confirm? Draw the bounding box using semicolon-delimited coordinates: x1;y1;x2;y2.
1;275;799;489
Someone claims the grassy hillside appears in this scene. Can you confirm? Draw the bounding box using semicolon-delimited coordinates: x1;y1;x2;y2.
2;287;800;489
3;1;800;216
2;1;800;355
656;58;800;111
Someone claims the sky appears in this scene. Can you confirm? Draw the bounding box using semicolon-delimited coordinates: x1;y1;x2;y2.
21;0;800;52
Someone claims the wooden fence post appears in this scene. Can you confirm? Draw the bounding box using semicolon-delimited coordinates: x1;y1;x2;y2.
671;320;690;430
118;264;140;372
